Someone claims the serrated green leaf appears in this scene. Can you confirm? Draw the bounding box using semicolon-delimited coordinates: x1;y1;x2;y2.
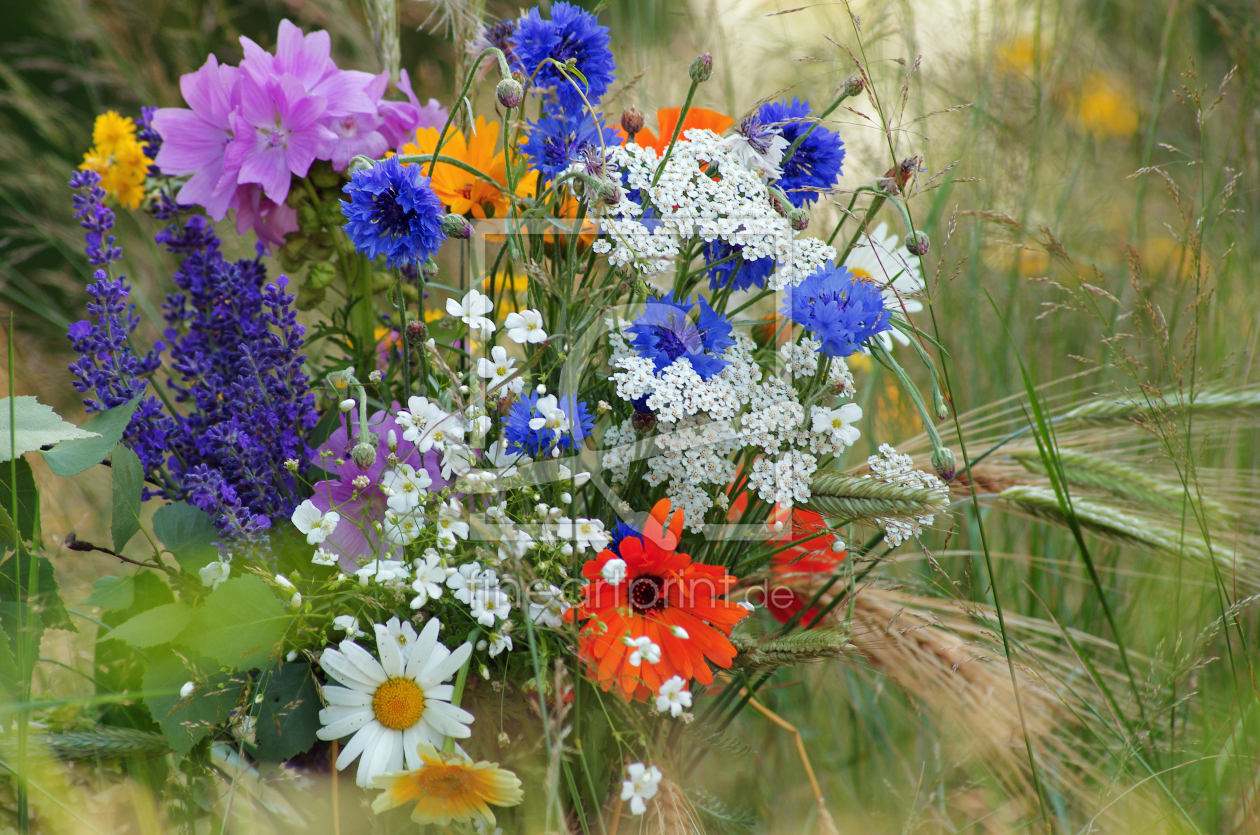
0;456;39;543
102;601;193;648
43;396;143;477
174;576;288;671
0;397;98;461
82;575;135;611
152;502;219;574
110;445;144;553
143;647;244;758
0;551;72;631
254;662;321;762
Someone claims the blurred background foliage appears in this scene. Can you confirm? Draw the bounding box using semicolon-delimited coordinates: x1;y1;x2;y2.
3;0;1260;832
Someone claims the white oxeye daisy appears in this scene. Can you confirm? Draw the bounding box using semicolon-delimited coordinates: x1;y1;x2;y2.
655;676;692;717
843;222;924;348
292;500;340;545
621;762;663;815
316;617;475;787
503;309;547;344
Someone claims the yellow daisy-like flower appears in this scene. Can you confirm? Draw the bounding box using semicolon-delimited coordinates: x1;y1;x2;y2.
1075;73;1138;138
370;741;524;827
401;117;539;219
80;112;151;210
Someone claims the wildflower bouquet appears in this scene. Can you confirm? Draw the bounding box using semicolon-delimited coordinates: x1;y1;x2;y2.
9;3;980;832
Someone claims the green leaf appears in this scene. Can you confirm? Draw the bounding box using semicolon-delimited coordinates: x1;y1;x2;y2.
102;601;194;649
0;397;99;461
174;575;288;671
0;625;18;703
83;575;135;611
0;456;39;543
152;502;220;574
0;551;72;631
0;602;42;688
94;571;174;733
110;445;144;553
43;396;143;477
143;647;245;758
254;662;321;762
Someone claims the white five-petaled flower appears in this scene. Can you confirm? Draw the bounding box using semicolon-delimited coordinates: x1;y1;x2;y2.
382;511;422;546
316;617;475;787
291;500;340;545
199;560;231;589
528;395;570;435
811;403;863;448
470;587;511;627
447;289;496;334
355;559;411;589
601;558;628;585
556;517;609;553
621;762;663;815
488;622;514;657
503;309;547;344
436;498;470;549
476;346;518;390
622;635;661;667
447;562;497;604
655;676;693;718
527;583;571;628
382;463;432;514
409;550;448;610
312;547;338;566
333;614;365;638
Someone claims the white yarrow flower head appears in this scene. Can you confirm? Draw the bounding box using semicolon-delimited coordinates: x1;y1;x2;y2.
621;762;663;815
447;289;496;334
476;346;518;390
316;617;475;787
409;550;448;610
655;676;693;717
811;403;863;448
503;309;547;344
601;558;628;585
622;635;661;667
292;500;340;545
199;560;231;589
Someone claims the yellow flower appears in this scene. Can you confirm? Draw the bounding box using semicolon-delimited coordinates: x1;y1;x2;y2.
424;306;446;324
370;742;524;827
80;112;151;211
401;117;539;219
995;36;1037;77
1075;73;1138;138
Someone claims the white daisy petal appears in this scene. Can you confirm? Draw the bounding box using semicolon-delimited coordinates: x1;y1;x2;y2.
336;721;382;771
404;618;442;680
421;699;475;736
402;724;425;771
339;641;388;685
319;650;379;691
374;623;405;678
424;684;455;702
322;686;373;707
416;641;473;688
315;709;373;741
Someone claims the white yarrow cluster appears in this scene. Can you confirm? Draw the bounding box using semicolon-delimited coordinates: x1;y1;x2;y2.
864;443;948;545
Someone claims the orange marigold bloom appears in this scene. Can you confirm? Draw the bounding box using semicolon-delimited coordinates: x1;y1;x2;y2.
616;107;735;155
401;117;539;219
574;499;749;701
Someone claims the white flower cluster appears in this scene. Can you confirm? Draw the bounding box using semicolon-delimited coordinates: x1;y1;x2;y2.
864;443;948;545
780;337;856;396
589;130;836;288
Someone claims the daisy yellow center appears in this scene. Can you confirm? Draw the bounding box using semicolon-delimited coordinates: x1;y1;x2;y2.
849;267;872;280
373;678;425;730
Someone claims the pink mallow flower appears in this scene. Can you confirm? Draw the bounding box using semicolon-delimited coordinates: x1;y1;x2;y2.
238;20;377;119
308;407;447;572
377;69;449;150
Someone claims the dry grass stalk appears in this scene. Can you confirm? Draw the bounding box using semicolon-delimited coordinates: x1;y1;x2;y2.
603;775;702;835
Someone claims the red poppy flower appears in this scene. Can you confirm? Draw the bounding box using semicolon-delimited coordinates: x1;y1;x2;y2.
616;107;736;155
573;499;749;701
764;506;845;625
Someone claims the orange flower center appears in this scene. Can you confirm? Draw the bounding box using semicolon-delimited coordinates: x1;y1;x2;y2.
849;267;872;280
411;764;473;798
628;574;667;615
373;678;425;730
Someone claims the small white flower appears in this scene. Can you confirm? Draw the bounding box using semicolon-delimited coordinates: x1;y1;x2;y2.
446;562;496;604
368;369;383;383
527;583;571;628
503;309;547;344
333;615;365;637
476;345;518;390
352;474;370;489
486;439;529;478
470;587;511;626
312;547;338;566
655;676;692;717
436;498;470;548
354;559;411;588
291;500;340;545
409;550;448;610
382;464;433;513
623;635;661;667
669;625;689;640
528;395;570;436
382;511;422;545
487;622;514;657
811;403;863;448
556;517;609;553
621;762;663;815
180;681;196;699
199;560;231;590
447;289;496;334
601;558;628;585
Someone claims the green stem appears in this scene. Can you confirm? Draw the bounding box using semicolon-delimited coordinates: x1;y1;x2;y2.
651;79;699;188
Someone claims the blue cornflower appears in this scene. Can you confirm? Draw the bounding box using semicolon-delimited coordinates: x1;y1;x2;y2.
781;263;891;357
503;392;595;457
511;1;616;112
521;109;618;181
627;293;735;380
604;520;642;556
704;240;775;292
760;98;844;207
341;156;447;267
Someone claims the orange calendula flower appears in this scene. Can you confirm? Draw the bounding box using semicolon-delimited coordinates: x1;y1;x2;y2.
370;742;524;827
401;117;539;219
80;111;151;211
617;107;735;155
574;499;749;701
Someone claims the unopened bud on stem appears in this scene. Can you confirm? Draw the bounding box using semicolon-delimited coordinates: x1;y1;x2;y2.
496;77;524;109
688;53;713;84
906;230;930;256
441;213;473;239
931;447;956;482
620;106;644;143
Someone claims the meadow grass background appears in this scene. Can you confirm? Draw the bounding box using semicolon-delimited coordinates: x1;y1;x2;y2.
2;0;1259;832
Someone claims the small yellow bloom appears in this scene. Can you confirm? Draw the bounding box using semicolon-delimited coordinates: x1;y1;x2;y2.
370;742;524;827
995;36;1037;77
1075;73;1138;138
92;111;137;156
80;112;152;210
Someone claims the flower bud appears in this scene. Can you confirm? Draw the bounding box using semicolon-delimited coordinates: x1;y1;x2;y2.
841;75;865;98
620;106;645;142
931;447;956;482
306;261;337;291
688;53;713;84
352;439;377;470
405;319;428;343
496;77;525;109
284;458;300;473
421;257;440;282
339;398;356;413
347;154;376;173
906;230;930;256
632;410;657;434
787;207;810;231
368;369;383;383
441;213;473;240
